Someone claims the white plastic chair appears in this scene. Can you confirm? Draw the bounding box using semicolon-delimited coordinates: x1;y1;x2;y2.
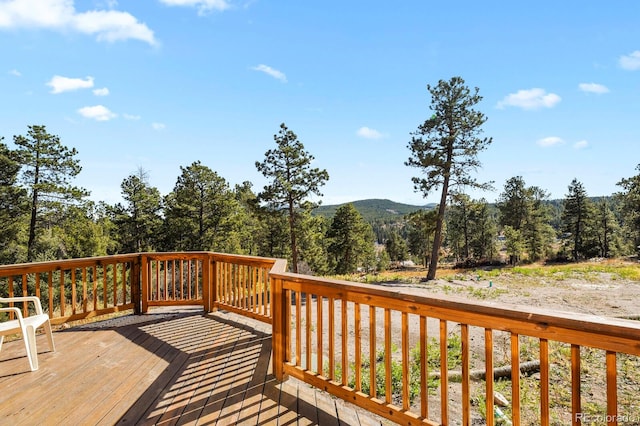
0;296;56;371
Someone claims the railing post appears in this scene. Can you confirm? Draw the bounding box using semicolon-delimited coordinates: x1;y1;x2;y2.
272;275;287;381
140;254;149;314
132;257;141;315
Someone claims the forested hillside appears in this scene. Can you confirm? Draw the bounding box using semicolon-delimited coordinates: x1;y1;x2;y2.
313;199;435;221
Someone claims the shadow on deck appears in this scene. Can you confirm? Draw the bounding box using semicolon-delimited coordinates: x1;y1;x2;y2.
0;307;384;426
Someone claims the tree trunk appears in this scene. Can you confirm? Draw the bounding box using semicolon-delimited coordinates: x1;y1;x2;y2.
288;199;298;273
431;360;540;381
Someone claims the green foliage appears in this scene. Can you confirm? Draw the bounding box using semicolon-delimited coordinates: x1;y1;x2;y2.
561;178;595;260
13;125;89;261
385;230;408;262
616;164;640;256
327;204;375;274
109;168;163;253
0;139;28;264
255;123;329;272
498;177;555;262
314;199;431;222
406;76;493;279
161;161;240;252
446;194;498;263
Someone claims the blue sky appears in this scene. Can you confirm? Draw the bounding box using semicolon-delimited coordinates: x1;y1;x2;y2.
1;1;639;206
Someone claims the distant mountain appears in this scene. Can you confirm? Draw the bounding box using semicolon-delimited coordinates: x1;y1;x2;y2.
313;199;435;222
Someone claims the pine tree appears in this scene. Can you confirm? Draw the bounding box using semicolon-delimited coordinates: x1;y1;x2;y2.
162;161;238;252
561;179;593;261
110;168;162;253
327;204;375;274
406;77;493;279
14;125;88;261
0;139;28;263
255;123;329;273
616;164;640;255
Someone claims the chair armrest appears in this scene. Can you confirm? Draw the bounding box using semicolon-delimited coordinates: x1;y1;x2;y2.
0;307;24;318
0;297;44;315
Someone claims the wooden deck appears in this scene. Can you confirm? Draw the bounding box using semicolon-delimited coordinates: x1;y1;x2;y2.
0;307;386;426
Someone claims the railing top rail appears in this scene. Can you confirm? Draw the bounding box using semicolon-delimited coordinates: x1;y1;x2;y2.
271;271;640;347
0;254;141;276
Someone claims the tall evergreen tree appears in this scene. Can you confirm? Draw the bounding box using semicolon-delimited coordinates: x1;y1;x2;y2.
255;123;329;273
14;125;88;261
162;161;238;251
0;139;28;264
406;76;493;280
616;164;640;255
327;204;375;274
385;230;408;263
110;169;162;253
498;177;554;262
561;179;593;261
592;198;622;258
406;209;437;268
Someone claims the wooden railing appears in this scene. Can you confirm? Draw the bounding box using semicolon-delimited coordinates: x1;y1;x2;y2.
269;271;640;426
0;252;282;326
3;253;639;425
0;254;139;325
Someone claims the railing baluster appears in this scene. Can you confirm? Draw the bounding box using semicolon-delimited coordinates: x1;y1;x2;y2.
306;292;312;371
317;295;323;375
103;265;108;309
329;297;335;381
606;351;617;425
369;306;376;399
385;308;391;404
82;267;88;312
511;334;521;426
48;271;53;316
420;315;428;419
540;338;549;426
485;328;494;426
342;299;348;387
296;289;301;367
71;268;77;315
461;324;470;424
440;320;448;425
401;312;409;411
571;344;581;426
354;302;361;392
92;265;98;311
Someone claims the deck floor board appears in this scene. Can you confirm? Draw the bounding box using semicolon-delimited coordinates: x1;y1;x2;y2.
0;308;385;426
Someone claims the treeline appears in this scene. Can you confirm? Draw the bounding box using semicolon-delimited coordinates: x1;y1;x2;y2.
2;124;639;276
381;175;640;267
0;124;376;275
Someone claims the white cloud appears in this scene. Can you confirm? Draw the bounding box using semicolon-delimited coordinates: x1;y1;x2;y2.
619;50;640;71
9;69;21;76
578;83;609;94
77;105;116;121
251;64;287;82
574;140;589;149
356;126;383;140
123;113;141;120
537;136;564;147
47;75;94;93
93;87;109;96
0;0;157;45
152;122;166;130
159;0;230;15
497;88;561;110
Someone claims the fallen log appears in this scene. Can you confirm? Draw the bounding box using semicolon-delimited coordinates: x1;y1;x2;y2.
430;360;541;382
